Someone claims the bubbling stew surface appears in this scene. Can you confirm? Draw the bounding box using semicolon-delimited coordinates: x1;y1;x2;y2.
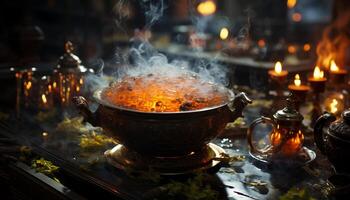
101;73;229;112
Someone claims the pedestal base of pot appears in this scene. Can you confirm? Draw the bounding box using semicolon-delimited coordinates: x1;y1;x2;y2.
249;147;316;169
105;143;225;175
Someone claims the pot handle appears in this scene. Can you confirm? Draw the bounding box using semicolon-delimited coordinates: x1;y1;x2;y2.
72;96;98;126
247;116;277;155
228;92;252;121
314;112;336;154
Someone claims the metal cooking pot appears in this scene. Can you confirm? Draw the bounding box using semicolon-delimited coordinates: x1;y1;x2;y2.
73;90;251;157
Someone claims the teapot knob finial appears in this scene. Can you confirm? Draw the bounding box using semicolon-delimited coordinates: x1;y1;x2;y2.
342;109;350;124
64;41;74;53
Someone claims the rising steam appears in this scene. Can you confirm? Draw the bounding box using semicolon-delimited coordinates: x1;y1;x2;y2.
85;1;255;96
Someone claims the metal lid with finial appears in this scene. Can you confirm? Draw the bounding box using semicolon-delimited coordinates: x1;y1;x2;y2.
57;41;81;69
329;109;350;140
273;93;304;122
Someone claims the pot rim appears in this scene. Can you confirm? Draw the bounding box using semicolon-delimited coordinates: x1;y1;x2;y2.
93;90;233;115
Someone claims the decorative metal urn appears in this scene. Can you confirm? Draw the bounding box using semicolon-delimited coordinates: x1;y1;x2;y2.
314;109;350;173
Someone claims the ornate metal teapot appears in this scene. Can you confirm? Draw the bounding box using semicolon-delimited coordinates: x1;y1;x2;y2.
314;109;350;173
248;96;304;157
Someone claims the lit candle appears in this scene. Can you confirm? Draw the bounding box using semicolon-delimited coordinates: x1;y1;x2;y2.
329;60;348;84
268;61;288;78
308;66;327;93
268;61;289;96
288;74;310;109
288;74;310;92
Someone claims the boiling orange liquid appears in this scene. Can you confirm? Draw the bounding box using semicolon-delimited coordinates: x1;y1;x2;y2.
102;74;228;112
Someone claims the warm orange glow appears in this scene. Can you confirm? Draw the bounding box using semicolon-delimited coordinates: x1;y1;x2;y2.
281;130;303;156
313;66;324;79
48;85;52;93
274;61;283;74
197;1;216;16
219;27;229;40
53;82;57;89
258;39;266;47
330;99;338;113
292;13;302;22
42;94;47;104
79;78;84;85
102;74;228;112
288;45;297;54
303;43;311;52
294;74;301;86
76;86;80;92
270;131;282;147
330;60;339;72
287;0;297;8
25;81;32;90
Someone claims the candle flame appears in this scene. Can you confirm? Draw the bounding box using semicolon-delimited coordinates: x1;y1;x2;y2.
197;1;216;16
330;60;339;72
294;74;301;86
274;61;282;74
53;82;57;89
313;66;324;79
330;99;338;113
287;0;297;8
79;78;84;85
25;81;32;90
42;94;47;104
219;27;229;40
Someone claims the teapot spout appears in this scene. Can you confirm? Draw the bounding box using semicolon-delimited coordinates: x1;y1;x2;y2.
314;112;336;154
228;92;252;122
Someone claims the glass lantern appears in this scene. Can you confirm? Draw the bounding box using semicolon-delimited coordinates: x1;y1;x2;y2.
53;41;85;107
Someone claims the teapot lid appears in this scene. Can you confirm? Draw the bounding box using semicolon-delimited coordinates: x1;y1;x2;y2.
273;94;303;122
57;41;81;69
329;109;350;140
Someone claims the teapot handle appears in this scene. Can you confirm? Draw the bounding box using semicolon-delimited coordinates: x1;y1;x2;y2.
247;116;277;155
314;112;336;154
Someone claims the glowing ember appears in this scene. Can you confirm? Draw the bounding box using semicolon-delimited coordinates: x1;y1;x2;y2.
219;27;229;40
274;61;282;74
197;0;216;16
313;66;324;79
294;74;301;86
330;60;339;72
330;99;338;114
102;74;229;112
